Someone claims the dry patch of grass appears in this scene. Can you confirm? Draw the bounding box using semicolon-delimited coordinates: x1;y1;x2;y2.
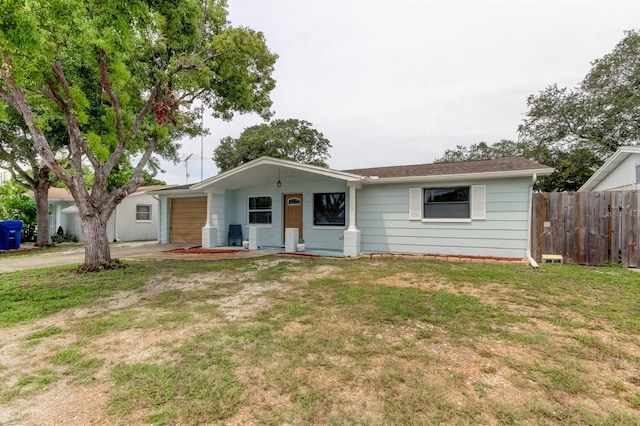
0;257;639;425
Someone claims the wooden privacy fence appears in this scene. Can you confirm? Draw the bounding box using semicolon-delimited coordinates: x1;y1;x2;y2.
531;191;639;267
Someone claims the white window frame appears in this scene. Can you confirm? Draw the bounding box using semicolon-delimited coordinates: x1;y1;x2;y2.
248;195;272;226
409;185;486;222
136;204;152;222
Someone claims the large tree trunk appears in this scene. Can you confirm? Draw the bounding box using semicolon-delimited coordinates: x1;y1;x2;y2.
33;182;51;247
80;213;112;266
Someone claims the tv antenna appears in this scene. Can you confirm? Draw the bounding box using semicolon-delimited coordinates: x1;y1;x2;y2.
184;153;194;184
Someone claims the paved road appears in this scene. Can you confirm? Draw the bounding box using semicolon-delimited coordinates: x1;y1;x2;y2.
0;241;191;273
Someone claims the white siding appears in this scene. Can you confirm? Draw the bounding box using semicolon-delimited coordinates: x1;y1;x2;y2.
593;153;640;191
0;166;11;184
107;193;159;242
357;178;532;258
408;188;422;220
158;197;169;243
470;185;486;220
210;193;226;245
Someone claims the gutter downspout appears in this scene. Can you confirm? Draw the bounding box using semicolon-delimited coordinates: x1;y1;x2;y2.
526;173;538;268
113;207;120;242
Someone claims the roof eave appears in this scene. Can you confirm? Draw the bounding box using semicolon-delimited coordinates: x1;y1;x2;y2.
147;187;205;196
191;157;364;191
577;148;637;192
364;168;554;184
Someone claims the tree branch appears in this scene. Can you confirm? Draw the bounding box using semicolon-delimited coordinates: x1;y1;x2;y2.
99;48;128;187
49;59;98;178
41;81;67;112
0;52;74;189
0;144;35;189
109;136;158;206
177;88;206;103
132;81;162;137
0;85;14;105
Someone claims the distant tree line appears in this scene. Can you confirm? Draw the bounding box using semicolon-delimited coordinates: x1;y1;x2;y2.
436;30;640;192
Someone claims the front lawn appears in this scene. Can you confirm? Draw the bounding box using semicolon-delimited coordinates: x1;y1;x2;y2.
1;257;638;424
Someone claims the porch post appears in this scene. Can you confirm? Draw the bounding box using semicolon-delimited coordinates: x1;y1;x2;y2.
201;188;225;248
348;184;358;231
343;182;361;257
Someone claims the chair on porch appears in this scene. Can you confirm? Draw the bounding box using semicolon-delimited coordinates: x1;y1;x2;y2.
228;224;243;246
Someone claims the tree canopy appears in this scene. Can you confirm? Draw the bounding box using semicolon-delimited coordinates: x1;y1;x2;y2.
436;139;599;192
0;180;36;226
0;0;277;268
437;30;640;192
213;118;332;172
0;106;67;246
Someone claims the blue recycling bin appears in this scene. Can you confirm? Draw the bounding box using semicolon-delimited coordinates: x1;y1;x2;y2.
0;220;24;250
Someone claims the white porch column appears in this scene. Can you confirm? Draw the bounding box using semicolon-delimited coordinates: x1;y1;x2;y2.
249;226;261;250
284;227;299;252
343;182;361;257
201;188;224;248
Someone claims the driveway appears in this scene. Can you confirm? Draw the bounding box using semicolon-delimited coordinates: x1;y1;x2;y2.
0;241;274;273
0;241;191;273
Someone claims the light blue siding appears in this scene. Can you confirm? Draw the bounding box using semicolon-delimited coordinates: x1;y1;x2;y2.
357;177;532;258
157;171;535;258
221;170;350;250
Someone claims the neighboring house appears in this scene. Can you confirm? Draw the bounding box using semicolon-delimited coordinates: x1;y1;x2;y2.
47;186;163;241
0;166;11;185
578;146;640;192
151;156;553;260
48;187;76;237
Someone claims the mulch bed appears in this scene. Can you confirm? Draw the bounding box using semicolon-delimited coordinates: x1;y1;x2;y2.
165;248;245;255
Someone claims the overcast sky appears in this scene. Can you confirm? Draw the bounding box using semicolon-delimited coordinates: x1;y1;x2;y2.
161;0;640;185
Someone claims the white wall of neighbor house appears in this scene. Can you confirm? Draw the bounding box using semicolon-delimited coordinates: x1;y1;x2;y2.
106;193;159;242
223;171;350;250
356;177;533;259
50;201;75;236
592;153;640;191
57;193;159;242
0;167;11;184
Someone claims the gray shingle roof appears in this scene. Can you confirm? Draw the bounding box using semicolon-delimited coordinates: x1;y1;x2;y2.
343;157;551;178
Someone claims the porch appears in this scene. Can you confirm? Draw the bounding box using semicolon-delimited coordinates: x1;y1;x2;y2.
192;157;364;257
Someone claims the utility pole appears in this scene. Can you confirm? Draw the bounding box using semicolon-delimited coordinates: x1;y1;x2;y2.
200;111;204;181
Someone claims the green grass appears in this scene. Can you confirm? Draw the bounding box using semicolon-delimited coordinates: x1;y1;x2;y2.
109;335;245;424
26;326;64;340
50;346;103;381
1;256;639;425
0;263;155;327
0;369;60;403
